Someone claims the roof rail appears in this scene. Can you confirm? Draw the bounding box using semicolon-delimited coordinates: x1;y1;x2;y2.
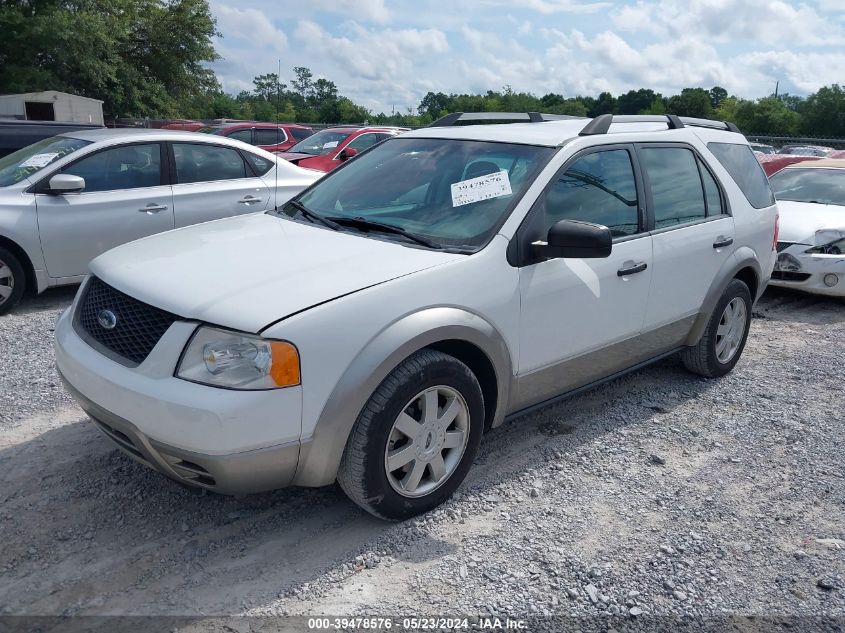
428;111;583;127
579;114;741;136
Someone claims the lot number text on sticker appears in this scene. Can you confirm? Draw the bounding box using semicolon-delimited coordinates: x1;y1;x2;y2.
451;170;512;207
20;153;59;169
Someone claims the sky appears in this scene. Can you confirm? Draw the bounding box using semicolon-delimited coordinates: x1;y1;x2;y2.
208;0;845;114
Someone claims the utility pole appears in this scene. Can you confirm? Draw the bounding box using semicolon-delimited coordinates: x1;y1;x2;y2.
277;58;281;121
774;81;779;99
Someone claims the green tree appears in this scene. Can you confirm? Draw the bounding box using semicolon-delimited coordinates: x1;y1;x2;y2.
709;86;728;109
589;92;617;117
0;0;220;118
291;66;313;101
418;91;451;119
666;88;713;118
734;97;800;135
617;89;659;115
253;73;284;102
800;85;845;137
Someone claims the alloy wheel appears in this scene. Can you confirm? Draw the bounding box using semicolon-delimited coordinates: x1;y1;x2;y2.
384;385;470;498
0;257;14;305
715;297;747;363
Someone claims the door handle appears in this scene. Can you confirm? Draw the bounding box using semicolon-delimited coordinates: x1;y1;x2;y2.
713;237;734;249
139;204;168;214
617;261;648;277
238;195;262;205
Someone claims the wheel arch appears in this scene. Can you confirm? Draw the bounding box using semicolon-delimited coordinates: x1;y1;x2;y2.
685;248;761;347
292;307;514;487
0;234;36;296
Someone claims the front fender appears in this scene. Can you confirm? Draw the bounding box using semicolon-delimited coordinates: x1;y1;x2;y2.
292;307;513;487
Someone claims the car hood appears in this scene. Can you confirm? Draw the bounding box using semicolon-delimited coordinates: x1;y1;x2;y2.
777;200;845;243
89;213;462;333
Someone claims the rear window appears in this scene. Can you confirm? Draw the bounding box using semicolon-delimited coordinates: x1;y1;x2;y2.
243;152;274;176
707;142;775;209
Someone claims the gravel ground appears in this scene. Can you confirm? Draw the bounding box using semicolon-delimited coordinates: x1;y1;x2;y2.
0;286;842;631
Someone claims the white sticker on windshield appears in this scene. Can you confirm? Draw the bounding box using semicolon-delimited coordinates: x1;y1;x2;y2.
19;153;60;169
451;170;512;207
322;141;339;149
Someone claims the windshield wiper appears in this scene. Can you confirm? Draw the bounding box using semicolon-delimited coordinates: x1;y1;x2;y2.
326;216;443;249
283;200;341;231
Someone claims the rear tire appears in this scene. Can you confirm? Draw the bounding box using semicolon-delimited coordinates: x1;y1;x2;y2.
0;247;25;316
337;349;485;521
682;278;751;378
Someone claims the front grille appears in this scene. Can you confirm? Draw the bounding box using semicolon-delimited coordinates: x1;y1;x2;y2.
75;277;178;366
771;271;811;282
776;242;794;252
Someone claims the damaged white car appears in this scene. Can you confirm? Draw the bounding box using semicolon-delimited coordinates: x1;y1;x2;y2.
770;159;845;297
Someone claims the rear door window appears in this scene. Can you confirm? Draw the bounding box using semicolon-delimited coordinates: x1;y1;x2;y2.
173;143;248;184
640;147;707;228
254;128;281;145
707;142;775;209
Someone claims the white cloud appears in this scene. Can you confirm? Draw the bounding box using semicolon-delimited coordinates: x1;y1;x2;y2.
494;0;612;14
307;0;391;24
736;50;845;93
213;3;287;53
611;0;845;46
207;1;845;114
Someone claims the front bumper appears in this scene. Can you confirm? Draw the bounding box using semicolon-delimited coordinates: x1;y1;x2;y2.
54;299;304;494
60;373;300;494
770;247;845;297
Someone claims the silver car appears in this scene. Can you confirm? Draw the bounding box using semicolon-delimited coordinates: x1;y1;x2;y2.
0;129;321;313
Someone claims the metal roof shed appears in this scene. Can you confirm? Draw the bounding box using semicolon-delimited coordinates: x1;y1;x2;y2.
0;91;104;125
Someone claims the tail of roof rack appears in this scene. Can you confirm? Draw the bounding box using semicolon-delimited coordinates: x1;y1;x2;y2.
579;114;741;136
428;112;585;127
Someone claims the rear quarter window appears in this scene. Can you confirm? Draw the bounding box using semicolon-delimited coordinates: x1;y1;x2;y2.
707;142;775;209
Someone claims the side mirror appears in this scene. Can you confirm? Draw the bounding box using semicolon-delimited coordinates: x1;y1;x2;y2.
48;174;85;194
532;219;612;259
339;147;358;161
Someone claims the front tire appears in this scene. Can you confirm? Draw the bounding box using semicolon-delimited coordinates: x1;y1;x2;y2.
682;278;752;378
0;247;25;316
337;349;485;521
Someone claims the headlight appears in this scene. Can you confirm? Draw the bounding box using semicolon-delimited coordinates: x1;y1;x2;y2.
805;229;845;254
176;326;300;390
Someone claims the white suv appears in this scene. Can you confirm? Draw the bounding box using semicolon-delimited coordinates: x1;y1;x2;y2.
55;113;779;520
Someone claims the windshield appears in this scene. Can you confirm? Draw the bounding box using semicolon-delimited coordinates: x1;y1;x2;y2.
197;127;218;134
288;129;353;155
289;137;553;250
0;136;91;187
770;168;845;206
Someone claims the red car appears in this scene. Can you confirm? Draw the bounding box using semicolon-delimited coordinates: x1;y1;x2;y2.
276;126;407;172
756;153;824;176
201;122;314;153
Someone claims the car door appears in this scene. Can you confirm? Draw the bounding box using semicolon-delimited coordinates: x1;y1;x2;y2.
515;145;653;407
169;142;272;227
35;142;174;279
636;144;735;331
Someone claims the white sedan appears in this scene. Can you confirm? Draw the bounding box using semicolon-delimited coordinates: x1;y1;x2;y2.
769;159;845;297
0;129;322;313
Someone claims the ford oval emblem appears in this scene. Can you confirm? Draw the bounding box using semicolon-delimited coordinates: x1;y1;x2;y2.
97;309;117;330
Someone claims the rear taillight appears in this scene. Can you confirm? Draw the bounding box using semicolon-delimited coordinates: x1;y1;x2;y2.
772;214;780;251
